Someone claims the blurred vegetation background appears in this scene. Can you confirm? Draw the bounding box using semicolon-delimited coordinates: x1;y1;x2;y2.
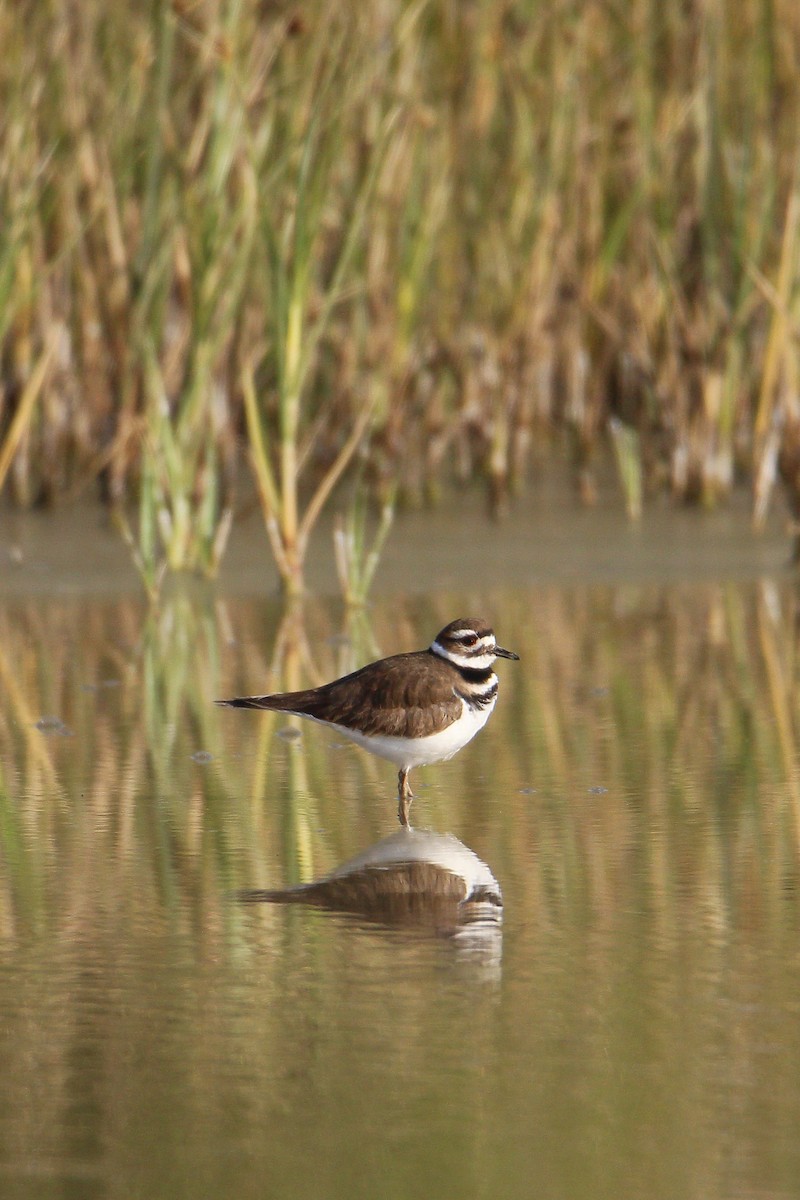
1;0;799;590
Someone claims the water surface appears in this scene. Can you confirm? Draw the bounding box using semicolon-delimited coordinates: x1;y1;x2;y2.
0;505;799;1199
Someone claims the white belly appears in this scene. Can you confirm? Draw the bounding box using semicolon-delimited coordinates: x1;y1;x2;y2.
327;695;496;769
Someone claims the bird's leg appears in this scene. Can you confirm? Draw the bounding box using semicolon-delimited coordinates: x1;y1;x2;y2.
397;768;413;828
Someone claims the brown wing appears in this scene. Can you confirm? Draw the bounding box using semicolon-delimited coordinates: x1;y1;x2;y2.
218;651;463;737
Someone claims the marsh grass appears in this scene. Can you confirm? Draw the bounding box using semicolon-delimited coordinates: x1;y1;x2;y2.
334;486;397;608
1;1;800;587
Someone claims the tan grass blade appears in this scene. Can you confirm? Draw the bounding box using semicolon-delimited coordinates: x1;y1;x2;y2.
0;333;58;494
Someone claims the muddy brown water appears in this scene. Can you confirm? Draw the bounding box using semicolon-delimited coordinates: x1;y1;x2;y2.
0;495;799;1200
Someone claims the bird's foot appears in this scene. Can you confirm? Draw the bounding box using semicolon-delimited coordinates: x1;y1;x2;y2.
397;794;413;828
397;770;413;828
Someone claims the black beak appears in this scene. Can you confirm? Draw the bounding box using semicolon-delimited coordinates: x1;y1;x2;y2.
495;645;520;661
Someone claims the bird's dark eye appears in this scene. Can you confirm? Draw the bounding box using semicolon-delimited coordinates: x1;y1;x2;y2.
460;633;477;646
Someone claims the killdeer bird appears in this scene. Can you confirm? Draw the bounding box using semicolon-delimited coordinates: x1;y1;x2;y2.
217;617;519;826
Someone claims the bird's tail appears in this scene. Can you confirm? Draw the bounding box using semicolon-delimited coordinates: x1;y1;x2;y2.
215;690;318;713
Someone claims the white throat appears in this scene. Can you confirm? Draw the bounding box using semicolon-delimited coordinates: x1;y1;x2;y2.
431;639;497;672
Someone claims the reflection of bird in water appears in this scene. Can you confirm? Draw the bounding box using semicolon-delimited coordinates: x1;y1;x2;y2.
237;826;503;941
217;617;519;826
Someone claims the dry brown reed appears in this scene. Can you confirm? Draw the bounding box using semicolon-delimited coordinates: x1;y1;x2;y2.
1;1;800;582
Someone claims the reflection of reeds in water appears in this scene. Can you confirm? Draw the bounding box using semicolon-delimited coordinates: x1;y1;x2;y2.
2;585;800;1198
1;584;800;942
504;582;800;935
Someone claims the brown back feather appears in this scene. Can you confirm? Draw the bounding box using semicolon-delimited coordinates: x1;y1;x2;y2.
219;651;465;737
